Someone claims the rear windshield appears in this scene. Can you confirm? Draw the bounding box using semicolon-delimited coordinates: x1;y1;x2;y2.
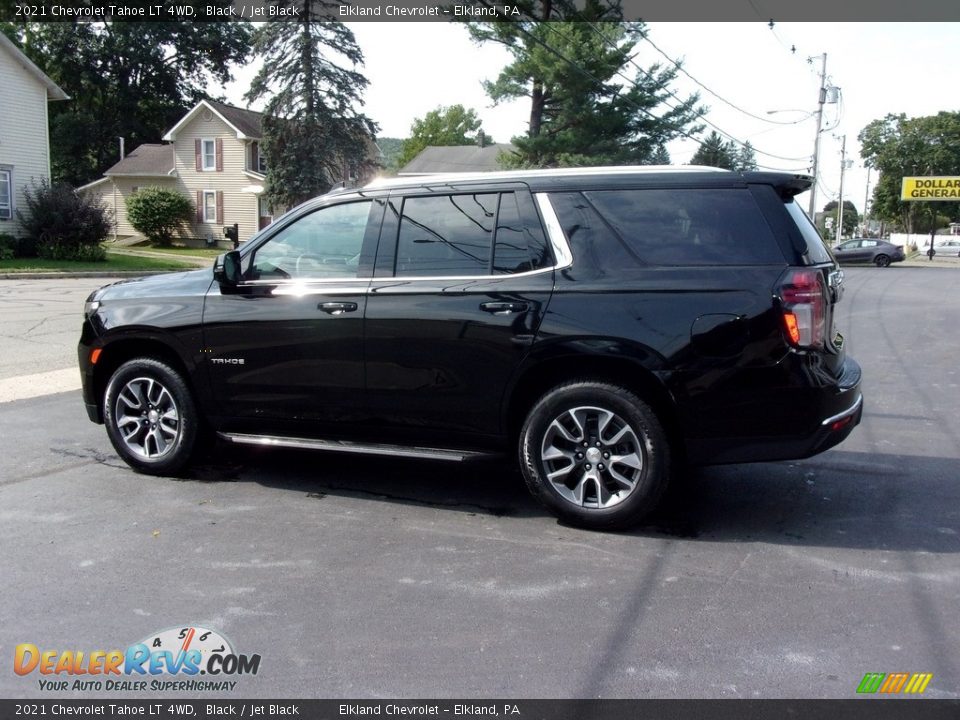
550;188;783;267
784;199;834;264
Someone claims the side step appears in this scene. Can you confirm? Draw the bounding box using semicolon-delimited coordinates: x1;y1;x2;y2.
217;432;486;463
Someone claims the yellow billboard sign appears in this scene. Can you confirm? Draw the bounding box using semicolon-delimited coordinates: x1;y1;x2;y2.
901;176;960;201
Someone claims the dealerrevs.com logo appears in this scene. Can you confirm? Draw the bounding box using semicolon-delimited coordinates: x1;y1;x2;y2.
14;625;261;692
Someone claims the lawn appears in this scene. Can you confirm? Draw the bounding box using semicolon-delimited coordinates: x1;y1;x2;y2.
0;254;199;273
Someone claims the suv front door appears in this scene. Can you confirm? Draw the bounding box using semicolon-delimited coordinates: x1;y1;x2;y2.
202;198;382;432
363;187;555;443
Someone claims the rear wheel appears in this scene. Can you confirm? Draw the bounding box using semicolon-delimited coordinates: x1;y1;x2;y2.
519;381;670;530
874;254;891;267
102;358;200;475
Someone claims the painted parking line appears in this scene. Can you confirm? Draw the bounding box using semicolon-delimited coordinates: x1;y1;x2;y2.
0;368;81;403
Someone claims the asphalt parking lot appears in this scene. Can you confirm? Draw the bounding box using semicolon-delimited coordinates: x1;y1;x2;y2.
0;267;958;700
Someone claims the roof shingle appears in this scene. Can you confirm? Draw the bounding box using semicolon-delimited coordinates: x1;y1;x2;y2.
103;144;174;176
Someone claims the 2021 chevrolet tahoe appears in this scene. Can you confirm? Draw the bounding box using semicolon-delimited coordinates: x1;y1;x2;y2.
79;167;862;530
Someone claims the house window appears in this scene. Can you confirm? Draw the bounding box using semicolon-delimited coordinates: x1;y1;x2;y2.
0;169;11;221
251;142;267;174
203;191;218;223
202;139;216;171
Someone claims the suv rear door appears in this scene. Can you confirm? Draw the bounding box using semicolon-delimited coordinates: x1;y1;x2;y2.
363;185;554;441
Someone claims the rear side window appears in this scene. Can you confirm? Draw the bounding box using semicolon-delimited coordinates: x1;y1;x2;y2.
783;199;833;264
578;188;783;266
395;192;550;277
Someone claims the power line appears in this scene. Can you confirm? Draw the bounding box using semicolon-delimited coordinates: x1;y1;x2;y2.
572;22;811;163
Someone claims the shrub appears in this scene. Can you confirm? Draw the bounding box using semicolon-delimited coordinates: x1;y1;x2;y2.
17;180;112;261
0;233;15;260
126;187;193;247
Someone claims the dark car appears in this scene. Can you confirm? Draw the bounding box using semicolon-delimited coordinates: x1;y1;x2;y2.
79;167;862;530
832;238;905;267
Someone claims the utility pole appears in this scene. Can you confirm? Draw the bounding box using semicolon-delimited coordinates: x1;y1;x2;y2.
862;166;871;236
836;134;848;243
808;53;827;218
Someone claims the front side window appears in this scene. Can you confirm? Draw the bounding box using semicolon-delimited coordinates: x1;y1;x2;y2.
248;200;372;281
202;139;216;171
203;191;217;223
0;169;11;220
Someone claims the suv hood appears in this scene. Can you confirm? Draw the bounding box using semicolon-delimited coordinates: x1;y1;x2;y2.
88;268;215;303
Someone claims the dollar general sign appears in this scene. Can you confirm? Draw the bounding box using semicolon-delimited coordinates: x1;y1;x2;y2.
901;176;960;201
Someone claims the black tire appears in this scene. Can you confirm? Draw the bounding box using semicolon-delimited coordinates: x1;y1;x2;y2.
519;381;671;530
102;358;200;476
874;254;891;268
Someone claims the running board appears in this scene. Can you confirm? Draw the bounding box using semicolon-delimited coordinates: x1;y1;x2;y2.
218;432;485;463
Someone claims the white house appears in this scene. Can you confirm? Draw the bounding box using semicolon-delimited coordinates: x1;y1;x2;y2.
0;34;68;238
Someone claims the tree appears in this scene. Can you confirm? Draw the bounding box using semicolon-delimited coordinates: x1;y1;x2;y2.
736;141;758;171
859;111;960;233
245;1;378;209
2;12;252;186
466;1;703;167
690;131;736;169
126;187;193;247
821;200;859;239
17;180;111;261
396;105;489;169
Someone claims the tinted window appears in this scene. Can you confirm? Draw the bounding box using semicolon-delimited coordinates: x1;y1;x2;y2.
582;189;782;266
494;192;536;274
396;194;496;277
248;201;372;280
783;199;833;264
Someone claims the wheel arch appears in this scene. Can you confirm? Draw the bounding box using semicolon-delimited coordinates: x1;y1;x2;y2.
503;349;684;461
90;333;200;423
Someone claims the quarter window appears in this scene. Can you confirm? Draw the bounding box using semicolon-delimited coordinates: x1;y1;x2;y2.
0;169;11;220
248;201;373;281
553;189;783;267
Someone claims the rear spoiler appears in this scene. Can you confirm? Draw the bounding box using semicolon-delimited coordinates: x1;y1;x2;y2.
742;172;813;199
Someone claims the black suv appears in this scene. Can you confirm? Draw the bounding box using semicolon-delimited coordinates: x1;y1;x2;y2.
79;167;862;529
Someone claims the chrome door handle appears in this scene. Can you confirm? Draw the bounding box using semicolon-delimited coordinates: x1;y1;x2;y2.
318;301;358;315
480;301;529;315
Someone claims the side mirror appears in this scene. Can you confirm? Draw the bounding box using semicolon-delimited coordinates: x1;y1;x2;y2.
213;250;241;287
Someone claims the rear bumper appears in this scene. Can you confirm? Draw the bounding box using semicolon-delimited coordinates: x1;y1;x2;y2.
687;355;863;465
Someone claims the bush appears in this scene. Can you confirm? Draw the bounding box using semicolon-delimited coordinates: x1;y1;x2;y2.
0;233;15;260
17;180;112;261
126;187;193;247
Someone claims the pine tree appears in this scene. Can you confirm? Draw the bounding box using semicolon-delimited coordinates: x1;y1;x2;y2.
690;131;737;170
245;0;377;209
467;1;703;167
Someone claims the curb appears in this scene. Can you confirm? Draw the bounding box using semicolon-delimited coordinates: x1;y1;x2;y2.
0;271;181;280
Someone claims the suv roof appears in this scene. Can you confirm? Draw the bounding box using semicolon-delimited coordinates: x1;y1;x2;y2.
359;165;813;198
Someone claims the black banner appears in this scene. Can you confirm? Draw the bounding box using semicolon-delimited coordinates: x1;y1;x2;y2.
2;700;960;720
2;0;959;22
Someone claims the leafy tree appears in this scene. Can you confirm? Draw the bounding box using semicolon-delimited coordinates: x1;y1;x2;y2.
376;138;406;174
126;187;193;247
466;1;703;167
397;105;489;169
17;180;111;260
821;200;859;239
2;12;252;186
245;1;378;209
859;111;960;233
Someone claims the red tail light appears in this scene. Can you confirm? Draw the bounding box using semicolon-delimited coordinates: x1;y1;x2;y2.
776;269;826;349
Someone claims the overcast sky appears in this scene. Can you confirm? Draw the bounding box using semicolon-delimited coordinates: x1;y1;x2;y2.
224;21;958;223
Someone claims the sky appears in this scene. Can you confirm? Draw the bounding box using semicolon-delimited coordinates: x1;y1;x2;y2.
224;21;958;224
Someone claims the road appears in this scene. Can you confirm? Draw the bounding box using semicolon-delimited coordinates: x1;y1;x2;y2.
0;267;958;700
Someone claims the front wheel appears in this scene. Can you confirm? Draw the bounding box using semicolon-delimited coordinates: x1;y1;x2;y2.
102;358;200;475
874;254;891;267
519;381;671;530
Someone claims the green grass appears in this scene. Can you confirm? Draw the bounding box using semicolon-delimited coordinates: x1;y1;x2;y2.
145;246;226;259
0;253;199;272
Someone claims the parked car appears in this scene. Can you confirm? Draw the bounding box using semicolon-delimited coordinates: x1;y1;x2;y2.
832;238;905;267
927;238;960;258
79;167;862;530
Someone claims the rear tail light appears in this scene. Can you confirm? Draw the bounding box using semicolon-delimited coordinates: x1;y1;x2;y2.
776;269;826;349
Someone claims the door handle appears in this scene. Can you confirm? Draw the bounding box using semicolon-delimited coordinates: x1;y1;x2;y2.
480;301;529;315
318;301;358;315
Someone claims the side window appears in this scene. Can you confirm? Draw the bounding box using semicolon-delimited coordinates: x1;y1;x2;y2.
396;194;497;277
247;201;372;280
861;240;878;248
0;168;12;220
839;241;858;250
581;189;783;266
